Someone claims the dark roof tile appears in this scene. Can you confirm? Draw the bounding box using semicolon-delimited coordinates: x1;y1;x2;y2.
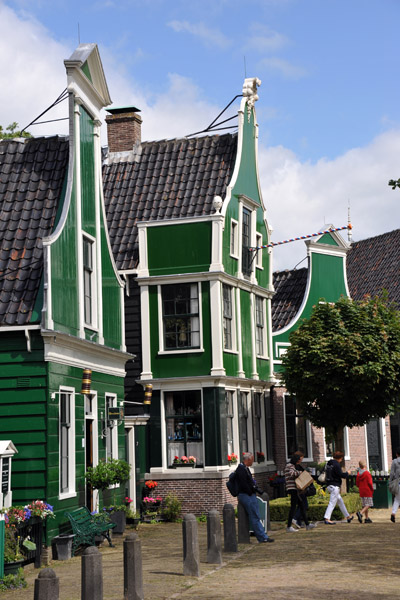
272;268;308;332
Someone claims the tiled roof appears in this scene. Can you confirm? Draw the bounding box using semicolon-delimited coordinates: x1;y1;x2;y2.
272;268;308;331
0;136;69;325
347;229;400;307
103;134;237;271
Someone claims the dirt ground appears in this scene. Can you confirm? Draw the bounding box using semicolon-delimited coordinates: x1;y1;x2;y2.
2;508;400;599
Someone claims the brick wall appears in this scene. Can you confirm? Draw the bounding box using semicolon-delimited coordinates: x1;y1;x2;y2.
105;110;142;153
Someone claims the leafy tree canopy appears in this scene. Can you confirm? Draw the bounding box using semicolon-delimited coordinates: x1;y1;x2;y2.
0;122;32;139
389;178;400;190
282;294;400;443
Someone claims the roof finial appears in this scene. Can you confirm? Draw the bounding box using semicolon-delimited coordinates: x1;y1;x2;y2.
242;77;261;122
348;200;352;243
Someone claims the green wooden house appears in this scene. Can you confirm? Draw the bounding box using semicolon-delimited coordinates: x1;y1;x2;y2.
271;227;392;473
0;44;130;543
104;78;276;512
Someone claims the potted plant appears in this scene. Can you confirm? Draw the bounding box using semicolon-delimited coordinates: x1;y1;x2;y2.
256;451;265;463
85;459;131;534
142;496;163;522
172;456;197;468
3;527;24;575
228;453;238;465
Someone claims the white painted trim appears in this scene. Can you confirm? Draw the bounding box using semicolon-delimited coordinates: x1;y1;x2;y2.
0;325;40;332
323;426;350;461
85;392;99;510
105;393;119;460
157;282;204;355
124;426;137;509
210;280;225;376
93;122;104;344
255;295;269;360
139;285;152;380
42;330;131;378
380;417;389;472
230;219;239;259
73;102;84;338
220;100;245;220
255;232;263;270
59;386;76;499
82;231;99;331
209;215;224;272
136;214;224;229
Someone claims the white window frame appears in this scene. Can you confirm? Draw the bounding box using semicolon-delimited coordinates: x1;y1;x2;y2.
255;295;268;358
105;393;119;463
324;427;350;461
222;283;237;353
82;232;98;330
255;233;263;269
59;386;76;500
230;219;239;259
158;282;204;354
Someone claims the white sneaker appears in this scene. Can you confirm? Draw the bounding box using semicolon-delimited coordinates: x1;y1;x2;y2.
306;523;317;530
286;526;298;532
292;519;301;529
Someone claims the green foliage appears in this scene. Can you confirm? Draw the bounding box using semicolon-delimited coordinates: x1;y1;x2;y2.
85;459;131;491
196;513;207;522
283;294;400;442
4;528;23;563
269;493;361;522
0;123;32;139
388;178;400;190
0;569;27;591
162;493;182;522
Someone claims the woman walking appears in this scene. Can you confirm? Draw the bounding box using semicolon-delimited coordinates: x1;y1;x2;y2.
285;452;316;532
324;451;353;524
389;447;400;523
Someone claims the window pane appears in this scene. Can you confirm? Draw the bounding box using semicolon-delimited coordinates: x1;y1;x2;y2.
162;284;200;349
285;396;308;457
223;284;232;350
265;393;274;461
238;392;248;454
166;391;203;465
252;393;262;454
225;391;234;455
242;208;252;276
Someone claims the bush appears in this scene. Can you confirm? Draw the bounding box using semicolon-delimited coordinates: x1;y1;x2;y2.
270;493;362;522
162;494;182;522
0;569;27;591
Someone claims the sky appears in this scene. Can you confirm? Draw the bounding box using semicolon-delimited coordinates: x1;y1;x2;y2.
1;0;399;270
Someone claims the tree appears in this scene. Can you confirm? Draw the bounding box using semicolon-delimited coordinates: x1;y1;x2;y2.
282;294;400;450
389;178;400;190
0;122;32;139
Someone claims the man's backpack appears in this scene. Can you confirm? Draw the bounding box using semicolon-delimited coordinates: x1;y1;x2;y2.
226;470;240;497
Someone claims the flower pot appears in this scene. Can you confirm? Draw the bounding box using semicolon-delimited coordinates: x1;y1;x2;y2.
4;559;24;575
109;510;126;534
51;534;75;561
172;463;196;468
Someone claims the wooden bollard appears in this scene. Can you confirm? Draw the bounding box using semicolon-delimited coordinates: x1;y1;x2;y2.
124;533;144;600
81;546;103;600
33;568;59;600
223;503;238;552
182;514;200;577
207;509;222;564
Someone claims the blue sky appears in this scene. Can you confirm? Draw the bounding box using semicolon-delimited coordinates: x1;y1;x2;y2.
1;0;400;269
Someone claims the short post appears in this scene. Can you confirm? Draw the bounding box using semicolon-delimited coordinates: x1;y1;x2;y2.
33;568;59;600
261;492;270;531
81;546;103;600
237;501;250;544
182;513;200;577
223;503;237;552
206;509;222;564
124;533;144;600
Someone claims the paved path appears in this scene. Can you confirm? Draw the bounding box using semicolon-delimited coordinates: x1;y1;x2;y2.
3;508;400;599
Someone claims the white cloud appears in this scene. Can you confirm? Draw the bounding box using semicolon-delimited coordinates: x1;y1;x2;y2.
260;130;400;271
259;56;306;80
245;23;288;53
0;3;70;137
167;20;231;49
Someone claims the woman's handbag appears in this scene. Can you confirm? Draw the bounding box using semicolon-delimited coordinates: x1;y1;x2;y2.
389;477;400;496
295;470;314;491
305;483;317;497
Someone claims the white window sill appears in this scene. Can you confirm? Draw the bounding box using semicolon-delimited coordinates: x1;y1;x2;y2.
59;491;77;501
158;348;204;355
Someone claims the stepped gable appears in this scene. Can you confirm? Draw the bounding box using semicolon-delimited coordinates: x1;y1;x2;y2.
347;229;400;307
103;133;238;271
0;136;69;325
272;268;308;332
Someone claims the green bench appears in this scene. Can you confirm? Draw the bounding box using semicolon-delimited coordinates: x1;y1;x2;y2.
65;507;116;556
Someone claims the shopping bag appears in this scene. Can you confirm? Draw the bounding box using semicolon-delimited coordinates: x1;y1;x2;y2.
295;470;314;491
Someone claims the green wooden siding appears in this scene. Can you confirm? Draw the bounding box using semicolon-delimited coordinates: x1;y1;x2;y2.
273;250;349;370
223;350;239;377
80;108;96;237
147;222;212;276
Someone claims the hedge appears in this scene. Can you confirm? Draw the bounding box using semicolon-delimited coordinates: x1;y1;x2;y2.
269;493;362;522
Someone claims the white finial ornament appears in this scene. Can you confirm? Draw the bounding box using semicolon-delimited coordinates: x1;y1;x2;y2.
213;195;223;213
242;77;261;121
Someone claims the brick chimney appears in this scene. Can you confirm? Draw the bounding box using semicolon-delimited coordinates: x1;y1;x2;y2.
105;106;142;153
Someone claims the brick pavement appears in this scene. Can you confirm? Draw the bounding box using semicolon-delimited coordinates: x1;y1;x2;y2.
2;508;398;599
